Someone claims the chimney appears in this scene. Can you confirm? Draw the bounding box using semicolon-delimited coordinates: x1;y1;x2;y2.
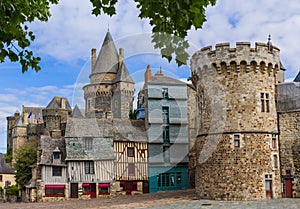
144;64;152;83
119;48;124;63
91;48;96;72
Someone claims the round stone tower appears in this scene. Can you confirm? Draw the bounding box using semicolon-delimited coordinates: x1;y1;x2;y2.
190;42;284;200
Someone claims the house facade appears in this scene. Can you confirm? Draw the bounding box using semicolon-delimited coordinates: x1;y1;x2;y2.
137;65;190;193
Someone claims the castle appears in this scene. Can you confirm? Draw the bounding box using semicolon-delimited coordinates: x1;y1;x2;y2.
190;39;300;200
6;31;300;201
6;30;193;202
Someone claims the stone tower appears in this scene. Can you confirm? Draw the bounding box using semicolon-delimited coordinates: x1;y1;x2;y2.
42;96;72;138
190;42;284;200
83;30;134;119
6;110;20;151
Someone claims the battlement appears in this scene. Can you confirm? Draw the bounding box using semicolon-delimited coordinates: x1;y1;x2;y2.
192;42;281;76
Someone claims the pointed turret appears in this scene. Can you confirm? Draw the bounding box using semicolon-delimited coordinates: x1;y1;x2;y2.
72;104;84;118
93;30;119;75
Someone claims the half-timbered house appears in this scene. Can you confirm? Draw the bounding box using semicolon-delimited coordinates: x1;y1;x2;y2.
113;119;148;194
65;118;115;198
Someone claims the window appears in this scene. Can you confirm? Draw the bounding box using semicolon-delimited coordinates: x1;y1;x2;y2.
177;172;182;185
261;93;270;112
52;166;62;176
274;154;278;169
163;146;170;163
271;134;277;149
45;185;65;197
162;173;170;186
0;175;2;182
87;99;91;111
163;126;170;143
157;175;161;187
266;93;270;112
162;107;169;124
85;138;93;150
128;163;135;176
162;88;168;98
234;134;240;147
53;152;60;160
99;183;110;195
85;161;94;174
127;147;135;157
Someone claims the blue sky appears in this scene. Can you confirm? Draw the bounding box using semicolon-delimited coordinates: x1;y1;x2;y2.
1;0;300;153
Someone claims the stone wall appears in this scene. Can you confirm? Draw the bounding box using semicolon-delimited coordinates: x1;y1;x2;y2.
279;111;300;197
187;85;197;188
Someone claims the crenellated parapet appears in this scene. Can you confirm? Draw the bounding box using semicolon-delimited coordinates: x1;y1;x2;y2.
191;42;281;80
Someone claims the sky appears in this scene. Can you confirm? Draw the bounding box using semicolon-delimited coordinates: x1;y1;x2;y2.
1;0;300;153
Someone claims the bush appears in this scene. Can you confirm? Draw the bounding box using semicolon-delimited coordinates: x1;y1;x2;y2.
6;185;19;196
0;186;3;198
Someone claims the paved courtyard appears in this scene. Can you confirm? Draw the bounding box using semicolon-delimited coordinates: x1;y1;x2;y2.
0;189;300;209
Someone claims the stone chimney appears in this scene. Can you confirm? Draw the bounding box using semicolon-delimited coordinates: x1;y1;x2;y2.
144;64;152;83
91;48;96;72
119;48;124;63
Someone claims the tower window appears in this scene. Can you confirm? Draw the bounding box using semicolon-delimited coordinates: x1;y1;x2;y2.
234;134;240;147
261;93;270;112
273;154;278;169
271;134;277;149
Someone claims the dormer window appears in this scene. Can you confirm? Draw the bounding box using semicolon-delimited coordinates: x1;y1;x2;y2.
53;152;60;160
53;147;61;162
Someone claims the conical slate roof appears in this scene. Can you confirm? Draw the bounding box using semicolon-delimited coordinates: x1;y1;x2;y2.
294;71;300;82
114;62;134;84
93;30;119;74
72;104;84;118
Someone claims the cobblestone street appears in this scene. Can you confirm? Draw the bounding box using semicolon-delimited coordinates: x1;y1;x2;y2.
0;190;300;209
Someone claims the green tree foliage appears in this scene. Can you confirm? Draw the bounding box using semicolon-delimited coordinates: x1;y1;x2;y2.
0;0;59;73
4;148;12;166
14;144;37;188
6;185;19;196
90;0;216;66
0;0;215;72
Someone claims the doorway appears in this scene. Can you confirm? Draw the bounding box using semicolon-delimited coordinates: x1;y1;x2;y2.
285;178;293;198
70;183;78;198
265;180;273;199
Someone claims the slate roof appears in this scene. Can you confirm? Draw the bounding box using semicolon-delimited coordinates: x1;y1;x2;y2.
65;118;147;142
294;71;300;82
39;136;67;166
93;30;119;75
114;62;134;84
46;96;72;111
277;82;300;112
65;118;114;138
113;119;147;142
0;153;15;174
149;71;186;85
72;105;84;118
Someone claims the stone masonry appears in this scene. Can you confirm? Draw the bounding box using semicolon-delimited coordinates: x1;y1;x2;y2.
190;42;283;200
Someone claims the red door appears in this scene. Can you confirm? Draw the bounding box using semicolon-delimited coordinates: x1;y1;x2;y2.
285;178;293;198
265;180;272;199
